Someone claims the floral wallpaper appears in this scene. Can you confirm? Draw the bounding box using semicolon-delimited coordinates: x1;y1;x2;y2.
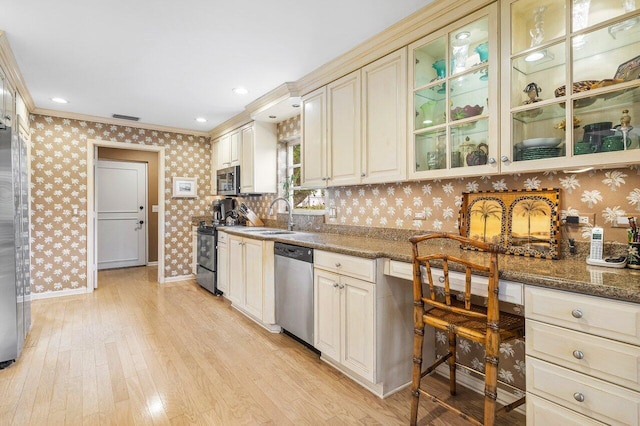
327;167;640;243
29;114;212;295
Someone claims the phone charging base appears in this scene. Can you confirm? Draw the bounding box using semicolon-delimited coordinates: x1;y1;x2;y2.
586;257;627;268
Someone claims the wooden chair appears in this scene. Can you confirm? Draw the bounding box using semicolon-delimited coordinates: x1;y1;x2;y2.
408;232;525;426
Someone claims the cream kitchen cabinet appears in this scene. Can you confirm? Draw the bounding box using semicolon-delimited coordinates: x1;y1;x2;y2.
313;250;418;398
216;231;228;294
500;0;640;174
525;286;640;425
408;5;499;180
227;234;277;331
314;267;375;382
239;121;277;194
301;86;327;188
192;225;198;275
301;48;407;188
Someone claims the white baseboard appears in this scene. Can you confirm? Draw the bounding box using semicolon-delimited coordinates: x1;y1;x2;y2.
163;274;195;283
31;287;88;300
146;261;158;266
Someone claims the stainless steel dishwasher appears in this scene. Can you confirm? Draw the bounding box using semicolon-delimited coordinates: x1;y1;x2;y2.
274;242;314;347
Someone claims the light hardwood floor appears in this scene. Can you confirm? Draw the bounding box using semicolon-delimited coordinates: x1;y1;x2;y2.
0;267;525;425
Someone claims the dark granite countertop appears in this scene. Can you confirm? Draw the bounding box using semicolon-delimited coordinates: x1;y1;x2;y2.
218;225;640;304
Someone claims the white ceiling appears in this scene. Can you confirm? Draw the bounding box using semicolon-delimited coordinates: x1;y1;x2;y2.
2;0;432;132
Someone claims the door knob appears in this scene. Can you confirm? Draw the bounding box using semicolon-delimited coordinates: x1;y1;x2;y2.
139;220;144;225
140;206;144;210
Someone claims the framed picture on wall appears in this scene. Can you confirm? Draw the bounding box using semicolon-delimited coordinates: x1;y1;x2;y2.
458;188;561;259
172;176;198;198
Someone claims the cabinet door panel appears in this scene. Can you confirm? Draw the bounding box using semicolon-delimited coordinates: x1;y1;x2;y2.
219;134;231;167
229;131;241;166
328;71;361;186
342;276;375;383
362;48;407;184
227;236;244;306
301;87;327;188
243;238;263;320
314;269;341;362
240;125;254;193
217;241;228;294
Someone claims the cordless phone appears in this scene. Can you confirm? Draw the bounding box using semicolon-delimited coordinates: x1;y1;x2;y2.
586;226;627;268
589;226;603;260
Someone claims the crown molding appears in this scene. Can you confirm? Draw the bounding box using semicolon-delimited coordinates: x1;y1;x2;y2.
32;107;210;138
246;82;299;116
0;30;36;111
209;82;300;138
208;109;253;140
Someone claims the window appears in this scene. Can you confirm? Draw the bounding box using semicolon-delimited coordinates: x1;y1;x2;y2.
286;140;325;210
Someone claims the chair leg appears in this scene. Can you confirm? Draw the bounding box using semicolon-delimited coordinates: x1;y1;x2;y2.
448;331;456;396
484;337;500;426
410;325;425;426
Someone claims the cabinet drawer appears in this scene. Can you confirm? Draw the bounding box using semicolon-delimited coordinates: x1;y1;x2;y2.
525;286;640;345
315;250;375;282
383;259;523;304
527;357;640;425
527;320;640;391
217;232;228;243
526;393;605;426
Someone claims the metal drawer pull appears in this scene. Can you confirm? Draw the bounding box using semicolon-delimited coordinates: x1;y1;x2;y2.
438;276;445;283
333;283;339;288
571;309;583;318
573;392;585;402
573;350;584;360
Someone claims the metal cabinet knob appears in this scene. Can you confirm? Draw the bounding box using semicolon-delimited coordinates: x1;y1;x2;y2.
338;284;344;289
488;157;496;164
335;262;341;267
573;392;585;402
333;283;339;288
361;172;366;177
501;156;510;163
573;350;584;360
438;276;445;283
571;309;583;318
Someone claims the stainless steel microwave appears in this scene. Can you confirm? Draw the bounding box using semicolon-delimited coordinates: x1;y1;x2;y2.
216;165;241;196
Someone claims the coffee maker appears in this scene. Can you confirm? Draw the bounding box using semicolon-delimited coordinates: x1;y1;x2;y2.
212;198;236;225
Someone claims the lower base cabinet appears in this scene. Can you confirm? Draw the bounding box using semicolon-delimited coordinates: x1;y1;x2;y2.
226;234;277;331
313;250;425;398
525;286;640;425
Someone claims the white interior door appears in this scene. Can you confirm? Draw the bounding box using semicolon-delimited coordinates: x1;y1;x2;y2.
97;160;147;270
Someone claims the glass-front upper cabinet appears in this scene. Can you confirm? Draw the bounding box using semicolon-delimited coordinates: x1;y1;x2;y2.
408;4;499;179
501;0;640;172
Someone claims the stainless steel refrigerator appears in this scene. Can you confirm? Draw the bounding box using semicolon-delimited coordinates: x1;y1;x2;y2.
0;111;31;368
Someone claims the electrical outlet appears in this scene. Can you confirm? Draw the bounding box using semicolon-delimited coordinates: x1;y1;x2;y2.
578;215;590;225
612;214;631;228
328;207;337;219
565;212;595;226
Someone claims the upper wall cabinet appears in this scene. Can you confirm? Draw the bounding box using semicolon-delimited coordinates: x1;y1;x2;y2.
240;121;277;194
408;4;499;180
301;48;407;188
500;0;640;173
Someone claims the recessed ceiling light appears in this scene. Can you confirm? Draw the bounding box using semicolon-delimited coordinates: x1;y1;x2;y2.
195;117;207;123
455;31;471;40
232;87;248;95
51;97;69;104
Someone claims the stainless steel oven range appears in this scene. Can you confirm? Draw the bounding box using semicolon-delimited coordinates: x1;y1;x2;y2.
196;224;223;295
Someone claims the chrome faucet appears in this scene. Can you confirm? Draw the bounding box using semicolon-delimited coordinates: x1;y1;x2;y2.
268;197;294;231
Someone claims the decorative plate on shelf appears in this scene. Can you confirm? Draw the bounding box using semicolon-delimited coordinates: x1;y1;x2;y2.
521;137;562;148
614;55;640;81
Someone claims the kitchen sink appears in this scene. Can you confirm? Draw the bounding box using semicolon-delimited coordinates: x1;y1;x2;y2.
259;230;296;235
